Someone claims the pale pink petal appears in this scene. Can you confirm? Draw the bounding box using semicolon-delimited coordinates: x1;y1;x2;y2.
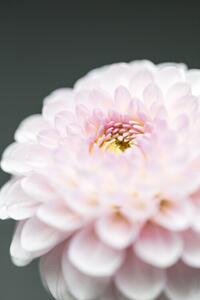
166;82;191;103
130;60;156;73
182;229;200;267
0;178;39;220
43;99;69;126
167;95;198;119
166;261;200;300
0;201;8;219
129;69;154;98
75;104;90;124
62;252;110;300
37;129;59;148
123;194;158;223
95;214;140;249
5;180;38;220
134;223;183;268
23;144;53;170
88;89;112;111
37;203;83;232
172;114;190;132
143;83;163;107
114;86;131;113
156;65;184;91
43;88;73;125
10;222;35;266
21;173;57;202
187;69;200;95
55;111;75;137
68;227;125;276
0;179;18;219
21;217;65;253
143;84;165;119
191;192;200;232
64;189;101;217
43;88;73;105
153;200;193;231
115;251;165;300
15;115;49;143
1;143;52;175
40;243;73;300
1;143;32;174
75;63;132;93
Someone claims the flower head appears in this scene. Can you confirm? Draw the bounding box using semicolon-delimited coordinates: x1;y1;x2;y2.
1;60;200;300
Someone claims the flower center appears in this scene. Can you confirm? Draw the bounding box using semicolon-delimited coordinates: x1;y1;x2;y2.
93;119;145;154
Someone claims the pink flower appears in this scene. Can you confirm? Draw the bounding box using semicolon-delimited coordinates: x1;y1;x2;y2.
1;60;200;300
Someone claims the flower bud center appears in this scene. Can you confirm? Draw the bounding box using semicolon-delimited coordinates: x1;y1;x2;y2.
95;119;144;154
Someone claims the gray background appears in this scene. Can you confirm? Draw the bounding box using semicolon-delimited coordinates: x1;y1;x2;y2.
0;1;200;299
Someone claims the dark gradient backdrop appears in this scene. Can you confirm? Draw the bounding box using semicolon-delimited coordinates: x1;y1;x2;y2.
0;1;200;299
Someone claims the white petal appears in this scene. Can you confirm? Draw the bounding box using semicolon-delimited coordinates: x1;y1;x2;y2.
166;83;191;103
15;115;49;143
153;200;193;231
10;222;35;266
55;111;75;137
143;83;164;119
134;223;183;268
68;227;125;276
42;98;69;126
37;129;59;148
1;143;32;174
75;63;132;93
156;66;184;92
114;86;131;113
21;173;57;202
172;114;190;132
88;90;112;112
167;95;198;118
75;104;90;124
187;69;200;95
0;179;17;219
37;203;83;232
1;143;52;175
5;180;38;220
130;60;156;73
143;83;163;107
21;217;65;253
166;261;200;300
23;144;52;169
40;243;73;300
0;204;8;220
64;189;101;217
191;195;200;232
43;88;73;105
182;229;200;267
95;214;140;249
115;251;165;300
130;69;154;98
62;250;110;300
